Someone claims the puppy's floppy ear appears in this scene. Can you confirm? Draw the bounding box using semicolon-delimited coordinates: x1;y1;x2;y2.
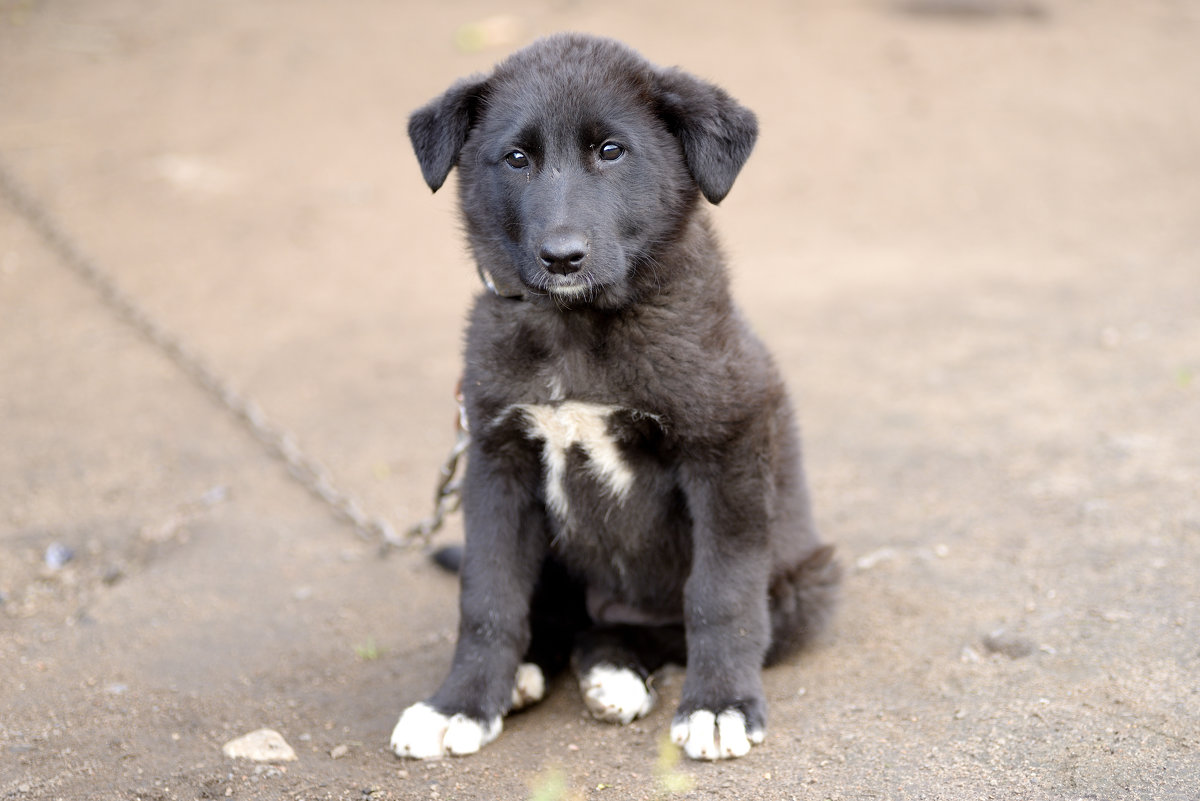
654;68;758;205
408;76;488;192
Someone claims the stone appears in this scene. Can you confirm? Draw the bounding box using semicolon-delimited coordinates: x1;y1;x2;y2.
982;628;1036;659
221;729;297;762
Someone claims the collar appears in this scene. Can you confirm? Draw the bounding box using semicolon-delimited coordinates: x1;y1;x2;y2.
478;266;528;301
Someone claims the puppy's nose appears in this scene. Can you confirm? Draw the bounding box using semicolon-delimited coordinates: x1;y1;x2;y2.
538;232;589;275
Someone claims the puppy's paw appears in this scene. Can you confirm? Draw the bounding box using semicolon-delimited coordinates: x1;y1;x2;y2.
670;708;764;760
511;663;546;711
390;702;501;759
579;664;655;724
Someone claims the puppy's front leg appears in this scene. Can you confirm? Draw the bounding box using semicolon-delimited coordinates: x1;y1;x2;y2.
391;447;545;759
672;460;773;761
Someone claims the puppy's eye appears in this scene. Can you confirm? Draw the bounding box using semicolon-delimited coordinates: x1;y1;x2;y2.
504;150;529;169
598;142;625;162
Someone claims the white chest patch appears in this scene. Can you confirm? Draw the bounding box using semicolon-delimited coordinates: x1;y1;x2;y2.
514;401;634;519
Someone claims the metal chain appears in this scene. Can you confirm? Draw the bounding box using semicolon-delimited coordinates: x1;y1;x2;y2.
406;396;470;541
0;158;462;553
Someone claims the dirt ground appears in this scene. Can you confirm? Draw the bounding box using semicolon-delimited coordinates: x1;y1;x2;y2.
1;1;1198;799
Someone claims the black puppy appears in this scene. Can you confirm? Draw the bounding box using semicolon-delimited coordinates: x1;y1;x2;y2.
391;34;839;761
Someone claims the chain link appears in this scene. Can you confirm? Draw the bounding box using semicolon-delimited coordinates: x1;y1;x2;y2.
0;158;462;553
406;426;469;541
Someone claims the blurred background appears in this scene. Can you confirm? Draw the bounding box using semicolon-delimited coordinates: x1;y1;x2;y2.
2;1;1198;799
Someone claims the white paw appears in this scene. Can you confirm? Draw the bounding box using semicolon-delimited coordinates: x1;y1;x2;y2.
390;702;501;759
579;664;655;724
670;709;764;761
511;663;546;710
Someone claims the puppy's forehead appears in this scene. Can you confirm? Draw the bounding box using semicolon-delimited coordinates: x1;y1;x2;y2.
483;36;658;137
491;34;653;92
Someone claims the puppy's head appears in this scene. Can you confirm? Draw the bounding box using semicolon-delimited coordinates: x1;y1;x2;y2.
408;34;757;308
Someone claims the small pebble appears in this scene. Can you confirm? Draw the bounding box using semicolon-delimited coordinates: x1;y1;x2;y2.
330;744;349;759
44;543;75;570
854;547;898;571
982;628;1035;659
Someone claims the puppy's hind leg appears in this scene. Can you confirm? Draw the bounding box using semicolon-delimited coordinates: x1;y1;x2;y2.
764;544;841;666
514;556;590;711
574;625;686;725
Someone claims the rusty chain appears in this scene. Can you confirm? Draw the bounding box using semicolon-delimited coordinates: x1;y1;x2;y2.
0;158;464;554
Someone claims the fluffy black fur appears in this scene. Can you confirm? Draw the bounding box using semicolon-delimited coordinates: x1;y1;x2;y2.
404;33;839;751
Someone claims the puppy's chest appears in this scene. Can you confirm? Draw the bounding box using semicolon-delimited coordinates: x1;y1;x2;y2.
498;398;665;522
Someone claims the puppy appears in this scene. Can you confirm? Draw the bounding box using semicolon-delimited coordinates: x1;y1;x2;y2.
391;33;839;761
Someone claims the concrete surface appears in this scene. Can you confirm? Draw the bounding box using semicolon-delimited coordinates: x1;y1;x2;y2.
1;1;1197;799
